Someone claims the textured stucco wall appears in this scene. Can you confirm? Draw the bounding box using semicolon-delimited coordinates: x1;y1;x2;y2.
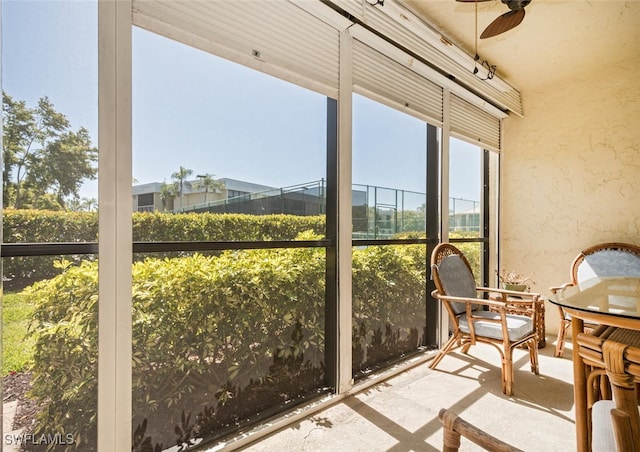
500;58;640;335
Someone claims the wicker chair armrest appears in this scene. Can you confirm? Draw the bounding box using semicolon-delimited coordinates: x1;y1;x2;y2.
549;283;573;294
432;291;535;311
481;286;541;300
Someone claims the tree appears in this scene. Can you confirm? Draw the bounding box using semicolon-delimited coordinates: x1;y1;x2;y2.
2;92;97;210
67;197;98;212
171;166;193;210
159;181;176;212
197;173;225;204
28;127;97;208
2;93;37;208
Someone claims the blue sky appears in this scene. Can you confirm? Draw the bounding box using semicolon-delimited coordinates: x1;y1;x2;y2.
2;0;481;204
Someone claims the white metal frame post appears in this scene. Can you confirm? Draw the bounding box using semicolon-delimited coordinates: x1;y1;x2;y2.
337;29;354;393
438;89;452;348
98;0;132;450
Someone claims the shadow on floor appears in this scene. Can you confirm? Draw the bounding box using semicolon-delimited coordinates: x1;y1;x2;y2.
243;340;576;451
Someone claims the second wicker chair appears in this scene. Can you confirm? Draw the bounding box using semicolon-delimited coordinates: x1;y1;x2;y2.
430;243;540;396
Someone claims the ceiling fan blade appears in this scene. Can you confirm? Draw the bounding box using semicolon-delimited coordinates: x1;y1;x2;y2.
480;9;525;39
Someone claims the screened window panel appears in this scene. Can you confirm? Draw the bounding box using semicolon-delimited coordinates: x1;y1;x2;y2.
352;39;443;126
132;0;340;98
450;94;501;152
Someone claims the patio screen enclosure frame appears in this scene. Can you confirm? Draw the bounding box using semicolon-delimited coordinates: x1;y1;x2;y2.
0;0;505;449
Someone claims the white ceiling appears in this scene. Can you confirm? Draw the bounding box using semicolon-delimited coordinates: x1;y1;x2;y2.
400;0;640;96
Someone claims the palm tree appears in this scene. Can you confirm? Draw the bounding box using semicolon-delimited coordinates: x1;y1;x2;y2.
197;173;225;204
66;196;97;212
171;166;193;210
81;197;98;212
160;181;176;211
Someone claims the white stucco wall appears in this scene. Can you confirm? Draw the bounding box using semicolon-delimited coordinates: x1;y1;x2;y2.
500;57;640;336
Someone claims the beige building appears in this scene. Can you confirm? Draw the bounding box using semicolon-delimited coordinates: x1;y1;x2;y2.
132;177;276;212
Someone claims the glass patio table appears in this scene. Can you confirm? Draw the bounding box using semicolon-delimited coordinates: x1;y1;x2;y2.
549;276;640;452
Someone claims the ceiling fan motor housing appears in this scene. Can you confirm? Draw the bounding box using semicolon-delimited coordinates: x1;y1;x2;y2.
503;0;531;11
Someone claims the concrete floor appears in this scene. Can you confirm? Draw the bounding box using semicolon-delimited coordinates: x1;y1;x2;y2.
240;339;576;451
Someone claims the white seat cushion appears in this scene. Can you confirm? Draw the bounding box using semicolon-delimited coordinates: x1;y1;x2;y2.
459;310;533;341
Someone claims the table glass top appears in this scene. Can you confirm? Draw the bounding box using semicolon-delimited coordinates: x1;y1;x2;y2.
550;276;640;319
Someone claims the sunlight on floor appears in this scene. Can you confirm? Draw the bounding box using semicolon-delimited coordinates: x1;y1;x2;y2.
243;341;576;451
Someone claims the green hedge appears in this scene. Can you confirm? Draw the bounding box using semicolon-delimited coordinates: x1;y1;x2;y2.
2;210;99;291
26;233;427;450
352;244;426;373
2;210;325;290
132;211;324;242
10;210;479;448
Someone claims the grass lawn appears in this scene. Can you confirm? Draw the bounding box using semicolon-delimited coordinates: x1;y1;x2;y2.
3;291;35;375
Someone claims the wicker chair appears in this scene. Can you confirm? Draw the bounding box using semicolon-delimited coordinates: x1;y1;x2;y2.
550;242;640;358
439;408;523;452
430;243;540;396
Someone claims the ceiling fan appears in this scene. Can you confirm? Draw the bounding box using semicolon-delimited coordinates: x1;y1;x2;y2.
457;0;532;39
